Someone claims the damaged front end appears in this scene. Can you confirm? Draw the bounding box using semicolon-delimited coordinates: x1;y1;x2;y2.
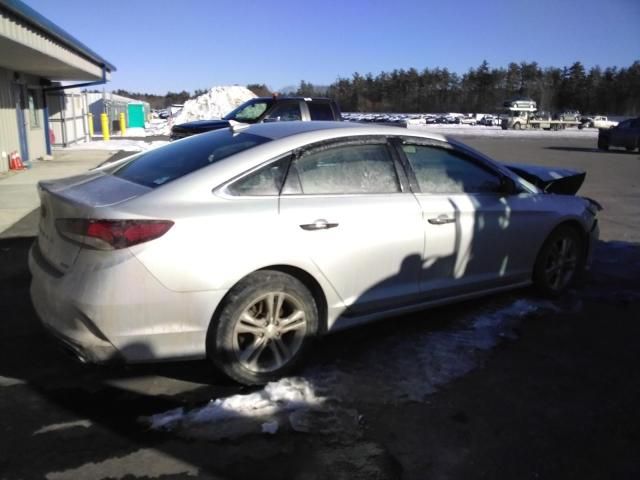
504;163;586;195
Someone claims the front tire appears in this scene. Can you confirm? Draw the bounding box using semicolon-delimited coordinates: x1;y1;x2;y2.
513;122;521;130
533;226;585;297
208;270;318;385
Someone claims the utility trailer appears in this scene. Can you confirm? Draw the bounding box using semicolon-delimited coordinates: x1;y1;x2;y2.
501;99;581;130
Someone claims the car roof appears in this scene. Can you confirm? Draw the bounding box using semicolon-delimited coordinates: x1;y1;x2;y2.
238;120;448;143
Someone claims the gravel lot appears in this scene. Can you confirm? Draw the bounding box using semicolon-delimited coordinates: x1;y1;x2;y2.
0;135;638;480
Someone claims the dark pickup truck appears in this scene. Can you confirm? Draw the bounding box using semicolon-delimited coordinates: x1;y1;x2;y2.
170;96;342;140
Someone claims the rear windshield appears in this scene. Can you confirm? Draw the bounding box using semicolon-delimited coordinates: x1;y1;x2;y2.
112;130;270;188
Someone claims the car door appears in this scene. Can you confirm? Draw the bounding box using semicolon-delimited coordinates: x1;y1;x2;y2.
278;138;424;314
610;119;633;148
395;138;540;298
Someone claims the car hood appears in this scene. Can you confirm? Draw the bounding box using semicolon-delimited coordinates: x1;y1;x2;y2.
503;163;586;195
172;119;230;132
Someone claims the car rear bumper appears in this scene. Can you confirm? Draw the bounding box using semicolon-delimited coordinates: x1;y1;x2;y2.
29;242;226;364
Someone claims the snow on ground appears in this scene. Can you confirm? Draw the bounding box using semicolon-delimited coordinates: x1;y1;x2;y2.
54;139;168;152
146;377;331;440
146;297;558;439
173;85;256;125
409;124;599;138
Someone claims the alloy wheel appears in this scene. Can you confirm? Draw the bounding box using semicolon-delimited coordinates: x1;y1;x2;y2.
544;236;578;291
232;292;307;373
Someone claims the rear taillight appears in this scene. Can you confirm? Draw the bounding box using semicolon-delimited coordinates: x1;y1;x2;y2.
56;219;174;250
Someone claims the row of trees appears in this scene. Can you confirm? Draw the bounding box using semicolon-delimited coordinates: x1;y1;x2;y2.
107;60;639;115
317;61;640;115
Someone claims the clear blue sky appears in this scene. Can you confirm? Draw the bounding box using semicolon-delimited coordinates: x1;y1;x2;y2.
25;0;640;94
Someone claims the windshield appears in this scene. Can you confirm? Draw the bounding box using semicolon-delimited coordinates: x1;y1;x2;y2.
111;130;271;188
224;99;273;123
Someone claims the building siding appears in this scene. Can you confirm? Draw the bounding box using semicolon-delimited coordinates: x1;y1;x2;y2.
0;67;20;172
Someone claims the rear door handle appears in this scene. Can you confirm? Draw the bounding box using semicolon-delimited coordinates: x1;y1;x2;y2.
428;215;455;225
299;219;339;231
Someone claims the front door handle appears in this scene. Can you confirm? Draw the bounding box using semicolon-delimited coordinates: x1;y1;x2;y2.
428;215;455;225
299;219;339;231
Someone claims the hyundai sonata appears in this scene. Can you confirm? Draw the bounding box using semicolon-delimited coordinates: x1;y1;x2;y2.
30;121;600;384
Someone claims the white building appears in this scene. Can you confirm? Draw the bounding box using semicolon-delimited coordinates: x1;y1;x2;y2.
0;0;115;171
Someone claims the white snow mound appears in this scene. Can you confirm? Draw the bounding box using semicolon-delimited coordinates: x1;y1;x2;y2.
148;377;324;430
173;85;256;124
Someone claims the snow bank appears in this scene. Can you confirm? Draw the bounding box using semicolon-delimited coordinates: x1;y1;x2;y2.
173;85;256;124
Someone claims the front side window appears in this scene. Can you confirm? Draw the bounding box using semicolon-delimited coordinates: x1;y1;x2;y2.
402;144;501;194
224;100;271;123
290;143;400;194
112;130;270;188
264;103;302;122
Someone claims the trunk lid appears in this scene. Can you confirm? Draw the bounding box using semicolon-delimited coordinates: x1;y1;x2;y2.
36;173;151;273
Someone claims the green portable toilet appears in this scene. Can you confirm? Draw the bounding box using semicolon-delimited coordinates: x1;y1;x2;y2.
127;103;145;128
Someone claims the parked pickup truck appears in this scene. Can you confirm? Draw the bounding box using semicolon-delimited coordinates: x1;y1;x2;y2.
170;97;342;140
579;116;618;129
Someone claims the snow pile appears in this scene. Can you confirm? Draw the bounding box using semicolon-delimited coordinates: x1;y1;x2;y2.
173;85;256;124
146;377;330;439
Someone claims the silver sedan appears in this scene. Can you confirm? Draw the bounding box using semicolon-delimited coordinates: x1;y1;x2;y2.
30;121;600;384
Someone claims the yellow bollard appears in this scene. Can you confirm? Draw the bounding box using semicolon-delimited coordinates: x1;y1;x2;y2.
119;112;126;136
100;113;110;141
88;113;94;137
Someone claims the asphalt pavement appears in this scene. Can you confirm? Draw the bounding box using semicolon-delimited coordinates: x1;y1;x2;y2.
0;135;638;479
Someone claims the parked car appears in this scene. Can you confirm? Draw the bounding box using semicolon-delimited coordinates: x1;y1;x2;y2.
170;97;341;140
597;117;640;151
480;115;499;127
580;116;618;129
30;122;600;385
458;116;477;125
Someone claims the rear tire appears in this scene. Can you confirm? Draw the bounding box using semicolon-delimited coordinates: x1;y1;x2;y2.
533;225;585;297
208;270;318;385
513;122;521;130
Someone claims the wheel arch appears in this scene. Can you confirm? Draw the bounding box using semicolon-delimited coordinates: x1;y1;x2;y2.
208;264;329;340
539;218;590;265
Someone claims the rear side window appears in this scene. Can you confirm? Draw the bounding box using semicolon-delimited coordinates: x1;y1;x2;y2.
308;102;335;121
291;143;400;194
112;130;270;188
227;157;290;196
